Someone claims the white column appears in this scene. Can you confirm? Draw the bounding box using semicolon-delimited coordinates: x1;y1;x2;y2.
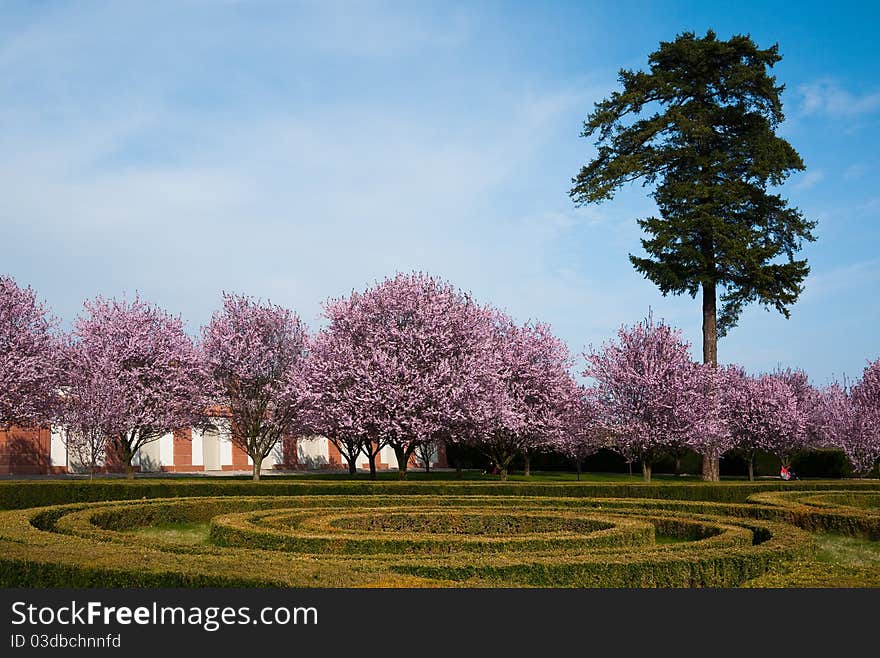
383;444;399;469
219;432;233;468
160;433;175;469
50;427;67;471
191;429;204;467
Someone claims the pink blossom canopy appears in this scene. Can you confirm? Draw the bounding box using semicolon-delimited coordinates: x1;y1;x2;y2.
0;275;63;428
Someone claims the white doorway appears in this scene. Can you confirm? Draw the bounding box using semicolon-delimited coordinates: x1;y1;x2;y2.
202;429;221;471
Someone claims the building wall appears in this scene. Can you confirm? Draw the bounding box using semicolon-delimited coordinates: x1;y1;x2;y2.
0;426;52;475
1;423;448;475
50;428;67;471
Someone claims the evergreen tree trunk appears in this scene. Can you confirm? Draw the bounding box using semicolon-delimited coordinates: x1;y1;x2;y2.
642;461;652;483
702;277;718;367
700;279;721;481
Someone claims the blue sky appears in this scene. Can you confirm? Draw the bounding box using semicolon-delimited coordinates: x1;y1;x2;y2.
1;0;878;384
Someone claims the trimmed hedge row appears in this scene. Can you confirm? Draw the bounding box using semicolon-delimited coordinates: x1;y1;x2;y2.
789;491;880;512
3;482;879;587
0;494;815;587
746;490;880;539
394;518;805;588
3;478;880;510
210;506;659;554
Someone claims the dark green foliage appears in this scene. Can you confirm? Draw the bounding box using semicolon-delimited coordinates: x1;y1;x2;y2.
791;450;853;479
4;479;880;511
570;30;815;347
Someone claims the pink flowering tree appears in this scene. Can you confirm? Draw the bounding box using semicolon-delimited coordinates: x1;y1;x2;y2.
755;373;810;471
0;275;64;428
817;361;880;475
202;294;309;481
307;273;496;480
302;326;368;474
774;367;822;443
683;364;740;480
478;317;576;480
57;354;113;478
584;315;698;482
554;386;607;480
66;296;207;478
726;372;806;479
848;360;880;474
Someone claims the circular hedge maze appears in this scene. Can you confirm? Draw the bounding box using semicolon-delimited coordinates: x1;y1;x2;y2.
1;482;879;587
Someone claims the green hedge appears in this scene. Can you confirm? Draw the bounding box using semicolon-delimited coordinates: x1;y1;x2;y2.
3;483;879;588
3;478;880;510
209;506;659;555
747;490;880;539
0;494;816;588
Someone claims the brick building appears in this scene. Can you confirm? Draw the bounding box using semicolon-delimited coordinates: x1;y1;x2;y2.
0;423;447;475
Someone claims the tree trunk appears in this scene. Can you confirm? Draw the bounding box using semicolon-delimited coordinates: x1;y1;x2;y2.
701;279;721;482
455;459;462;479
393;446;408;480
252;456;262;481
701;454;720;482
642;461;652;482
702;275;718;366
499;467;508;481
628;461;633;477
123;454;135;480
748;458;755;482
576;460;582;481
524;453;531;477
347;458;357;475
675;455;682;476
368;450;377;480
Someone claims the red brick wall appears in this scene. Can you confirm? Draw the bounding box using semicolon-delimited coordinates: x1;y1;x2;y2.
435;441;448;468
327;439;343;468
360;441;389;470
221;440;250;471
161;428;203;472
278;435;298;469
0;426;51;475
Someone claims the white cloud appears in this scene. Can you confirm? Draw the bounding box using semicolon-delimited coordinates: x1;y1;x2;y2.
800;80;880;118
801;258;880;300
791;169;824;191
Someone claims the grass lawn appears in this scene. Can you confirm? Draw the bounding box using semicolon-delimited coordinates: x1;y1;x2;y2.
126;522;211;545
743;533;880;587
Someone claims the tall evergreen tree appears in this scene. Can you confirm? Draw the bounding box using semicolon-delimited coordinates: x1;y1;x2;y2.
570;30;816;480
